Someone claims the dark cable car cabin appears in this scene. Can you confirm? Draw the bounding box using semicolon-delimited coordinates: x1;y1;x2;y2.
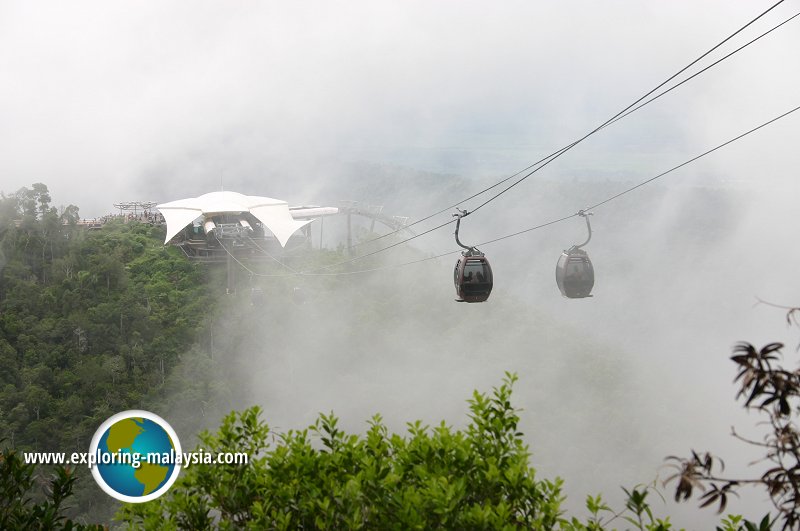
452;209;493;303
454;253;493;303
556;210;595;299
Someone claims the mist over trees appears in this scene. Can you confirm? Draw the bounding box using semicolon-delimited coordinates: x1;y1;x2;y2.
1;182;797;529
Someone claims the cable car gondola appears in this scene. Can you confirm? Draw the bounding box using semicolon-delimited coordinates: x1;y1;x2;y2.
453;210;493;303
556;210;595;299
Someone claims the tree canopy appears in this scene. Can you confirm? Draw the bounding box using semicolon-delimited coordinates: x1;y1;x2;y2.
0;184;220;519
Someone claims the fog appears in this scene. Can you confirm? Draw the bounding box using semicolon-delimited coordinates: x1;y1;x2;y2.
3;0;800;527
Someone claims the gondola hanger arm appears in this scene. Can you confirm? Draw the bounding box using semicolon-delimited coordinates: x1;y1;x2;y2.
572;209;593;250
453;209;480;254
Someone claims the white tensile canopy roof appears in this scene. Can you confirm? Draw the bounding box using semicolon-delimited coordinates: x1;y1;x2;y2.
157;191;312;247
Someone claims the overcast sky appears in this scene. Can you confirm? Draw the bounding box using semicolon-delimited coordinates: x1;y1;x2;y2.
1;0;798;216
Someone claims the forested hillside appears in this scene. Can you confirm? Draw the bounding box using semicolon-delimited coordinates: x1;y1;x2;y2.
0;184;218;451
0;184;224;519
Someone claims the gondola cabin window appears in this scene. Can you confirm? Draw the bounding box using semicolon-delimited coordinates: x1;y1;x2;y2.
464;261;490;284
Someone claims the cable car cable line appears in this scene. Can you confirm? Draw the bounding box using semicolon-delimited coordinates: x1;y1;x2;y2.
464;1;795;218
584;104;800;212
227;104;800;281
298;218;458;273
304;1;794;273
400;102;800;268
340;0;790;254
471;103;800;252
214;235;292;278
603;9;800;130
216;227;455;278
245;236;301;274
303;100;800;277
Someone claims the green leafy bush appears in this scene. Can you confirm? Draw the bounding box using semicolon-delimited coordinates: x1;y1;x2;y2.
0;442;104;531
120;373;565;530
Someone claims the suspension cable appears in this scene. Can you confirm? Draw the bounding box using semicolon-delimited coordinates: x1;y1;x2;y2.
344;0;790;252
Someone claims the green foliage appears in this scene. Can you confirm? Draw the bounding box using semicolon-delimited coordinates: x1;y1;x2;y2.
120;373;566;530
559;484;673;531
0;442;104;530
717;514;774;531
0;185;223;520
115;373;771;530
0;206;215;453
0;365;774;530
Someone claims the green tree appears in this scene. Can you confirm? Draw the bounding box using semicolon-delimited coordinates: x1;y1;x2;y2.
0;442;104;531
0;189;221;521
60;205;80;226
